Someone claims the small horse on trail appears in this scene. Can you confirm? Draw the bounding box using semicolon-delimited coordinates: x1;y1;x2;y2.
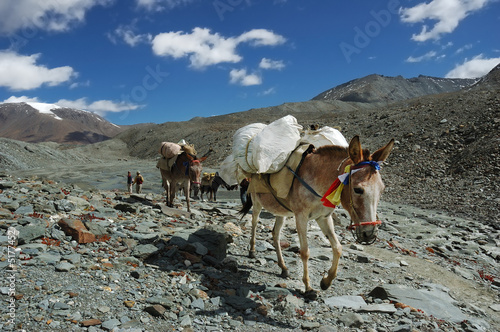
240;136;394;298
160;149;211;212
201;173;232;202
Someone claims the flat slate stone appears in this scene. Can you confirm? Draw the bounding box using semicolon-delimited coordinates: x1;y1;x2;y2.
324;295;366;309
369;283;468;323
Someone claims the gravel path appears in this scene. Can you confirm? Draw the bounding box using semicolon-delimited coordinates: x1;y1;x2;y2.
1;169;499;332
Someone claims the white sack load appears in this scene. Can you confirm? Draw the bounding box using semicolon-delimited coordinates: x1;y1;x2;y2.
232;115;302;174
219;154;247;186
159;142;182;159
232;123;267;173
251;115;303;173
301;126;348;148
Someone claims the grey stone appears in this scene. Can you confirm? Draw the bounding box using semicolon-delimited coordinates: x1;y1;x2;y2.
260;287;292;299
0;181;15;189
37;252;61;265
14;204;34;215
66;195;91;209
84;221;108;236
132;244;159;259
338;312;364;328
53;302;70;310
302;322;321;330
114;203;138;213
180;315;192;327
191;298;205;310
368;284;469;323
129;232;159;244
62;253;81;265
55;262;75;272
224;296;257;310
101;318;121;331
324;295;366;309
54;199;76;212
357;303;397;313
146;296;175;308
255;240;274;252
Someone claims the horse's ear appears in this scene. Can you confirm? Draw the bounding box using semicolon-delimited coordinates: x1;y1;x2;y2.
371;138;395;162
348;135;363;164
199;156;207;162
186;154;194;161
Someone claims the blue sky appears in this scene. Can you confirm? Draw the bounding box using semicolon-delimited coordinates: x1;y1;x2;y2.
0;0;499;125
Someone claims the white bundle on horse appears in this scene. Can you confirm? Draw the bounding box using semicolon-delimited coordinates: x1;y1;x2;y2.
159;142;182;159
233;115;303;174
301;126;348;148
219;154;241;186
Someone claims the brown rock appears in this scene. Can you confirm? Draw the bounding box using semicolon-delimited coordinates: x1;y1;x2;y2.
123;300;135;308
180;251;201;263
144;305;167;317
58;218;96;244
80;319;102;327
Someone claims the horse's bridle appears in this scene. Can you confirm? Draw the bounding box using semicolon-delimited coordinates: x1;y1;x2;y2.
181;159;202;185
345;162;382;244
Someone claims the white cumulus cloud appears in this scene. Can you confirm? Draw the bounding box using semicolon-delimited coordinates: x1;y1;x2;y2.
259;58;285;70
152;27;286;69
0;51;76;91
229;69;262;86
2;95;142;117
445;55;500;78
136;0;195;11
0;0;112;35
109;24;152;47
2;95;40;103
406;51;438;63
400;0;491;42
56;98;142;116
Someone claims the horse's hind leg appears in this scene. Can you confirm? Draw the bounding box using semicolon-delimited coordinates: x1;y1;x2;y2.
249;193;262;259
272;216;289;278
316;214;342;290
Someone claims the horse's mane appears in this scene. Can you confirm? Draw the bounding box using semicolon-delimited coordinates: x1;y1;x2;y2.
314;145;372;161
314;145;348;157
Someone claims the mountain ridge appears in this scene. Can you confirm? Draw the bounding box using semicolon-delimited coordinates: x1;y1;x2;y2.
311;74;478;104
0;102;126;144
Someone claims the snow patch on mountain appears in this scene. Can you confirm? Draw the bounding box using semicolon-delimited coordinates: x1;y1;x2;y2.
25;102;63;120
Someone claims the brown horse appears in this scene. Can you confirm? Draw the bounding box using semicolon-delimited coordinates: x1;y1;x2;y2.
240;136;394;298
160;152;207;212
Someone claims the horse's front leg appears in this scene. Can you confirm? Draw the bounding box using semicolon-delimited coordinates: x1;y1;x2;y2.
272;216;289;278
249;193;262;259
185;182;191;212
316;214;342;290
295;214;313;295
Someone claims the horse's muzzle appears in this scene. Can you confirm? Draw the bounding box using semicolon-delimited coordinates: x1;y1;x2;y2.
348;220;381;244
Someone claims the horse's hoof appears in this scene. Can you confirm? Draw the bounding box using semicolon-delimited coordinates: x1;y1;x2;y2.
280;269;289;278
304;289;318;301
320;278;332;291
248;251;256;259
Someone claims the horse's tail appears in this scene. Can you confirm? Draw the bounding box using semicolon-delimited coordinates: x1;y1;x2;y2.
238;194;253;218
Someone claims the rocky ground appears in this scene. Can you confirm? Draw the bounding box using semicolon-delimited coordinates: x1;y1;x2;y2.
1;169;499;332
0;68;498;331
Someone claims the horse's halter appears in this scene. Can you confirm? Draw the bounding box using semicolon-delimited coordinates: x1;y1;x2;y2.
183;159;202;185
344;161;382;244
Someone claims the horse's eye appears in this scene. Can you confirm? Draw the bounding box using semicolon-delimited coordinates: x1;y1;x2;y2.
354;188;364;195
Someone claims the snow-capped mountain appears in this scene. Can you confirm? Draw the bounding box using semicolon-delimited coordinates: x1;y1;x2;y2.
0;102;125;144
